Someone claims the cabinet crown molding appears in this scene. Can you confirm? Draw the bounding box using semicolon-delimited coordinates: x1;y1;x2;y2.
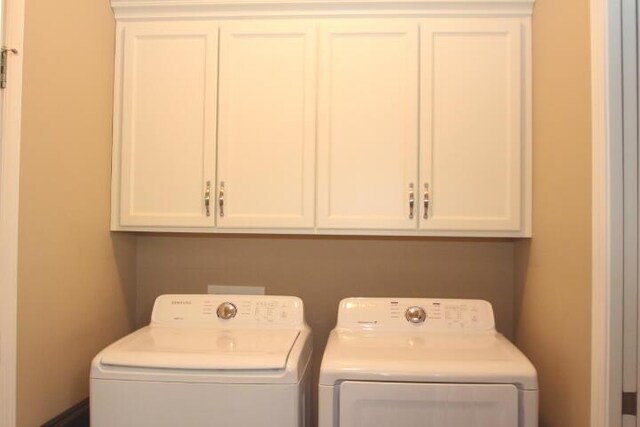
111;0;534;19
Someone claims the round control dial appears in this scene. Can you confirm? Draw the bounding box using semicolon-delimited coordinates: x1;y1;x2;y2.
405;306;427;324
216;302;237;320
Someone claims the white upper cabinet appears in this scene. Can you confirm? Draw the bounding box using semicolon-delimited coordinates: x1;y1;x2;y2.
113;21;218;228
216;23;316;229
109;0;533;236
317;22;419;230
420;19;527;233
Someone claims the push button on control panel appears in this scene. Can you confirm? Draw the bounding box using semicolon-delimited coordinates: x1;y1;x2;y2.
216;302;237;320
405;306;427;324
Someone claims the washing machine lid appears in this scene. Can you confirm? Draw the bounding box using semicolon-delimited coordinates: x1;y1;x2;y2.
99;326;301;371
319;330;538;390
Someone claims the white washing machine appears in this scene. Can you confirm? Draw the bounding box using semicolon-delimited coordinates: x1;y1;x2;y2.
91;294;312;427
319;298;537;427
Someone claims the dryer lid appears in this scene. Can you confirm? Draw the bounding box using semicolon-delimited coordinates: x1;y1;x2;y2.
319;330;538;390
99;326;301;370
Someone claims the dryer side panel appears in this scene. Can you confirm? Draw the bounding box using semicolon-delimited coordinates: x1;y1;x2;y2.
339;381;518;427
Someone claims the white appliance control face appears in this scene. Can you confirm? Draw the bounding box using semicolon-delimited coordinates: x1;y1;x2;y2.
150;294;304;327
337;298;495;332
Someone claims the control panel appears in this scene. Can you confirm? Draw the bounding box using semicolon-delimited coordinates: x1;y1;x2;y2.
150;294;305;327
337;298;495;331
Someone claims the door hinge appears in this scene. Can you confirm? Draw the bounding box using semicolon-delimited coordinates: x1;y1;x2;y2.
623;392;637;416
1;47;18;89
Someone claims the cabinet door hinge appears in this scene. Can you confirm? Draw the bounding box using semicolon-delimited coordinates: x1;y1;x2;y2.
1;47;18;89
623;392;637;416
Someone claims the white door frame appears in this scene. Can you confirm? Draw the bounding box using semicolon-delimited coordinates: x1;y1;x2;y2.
0;0;24;424
591;0;625;425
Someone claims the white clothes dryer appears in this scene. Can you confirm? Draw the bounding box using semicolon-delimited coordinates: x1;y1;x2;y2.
91;294;312;427
319;298;537;427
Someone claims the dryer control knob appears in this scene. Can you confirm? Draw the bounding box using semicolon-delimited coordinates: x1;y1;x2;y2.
216;302;237;320
405;306;426;324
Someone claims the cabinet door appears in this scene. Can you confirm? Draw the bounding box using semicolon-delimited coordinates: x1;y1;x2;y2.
116;22;218;228
216;23;316;229
420;19;524;232
317;22;419;230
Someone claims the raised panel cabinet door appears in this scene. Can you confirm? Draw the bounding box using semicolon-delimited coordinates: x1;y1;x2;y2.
317;22;419;230
420;19;526;232
216;22;316;229
115;22;218;228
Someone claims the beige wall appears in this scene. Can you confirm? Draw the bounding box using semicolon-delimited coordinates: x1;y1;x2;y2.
137;236;515;333
12;0;593;424
514;0;592;426
16;0;137;425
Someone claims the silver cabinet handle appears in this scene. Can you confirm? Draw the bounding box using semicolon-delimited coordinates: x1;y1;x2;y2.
218;181;225;218
204;181;211;217
423;183;430;219
409;183;415;219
